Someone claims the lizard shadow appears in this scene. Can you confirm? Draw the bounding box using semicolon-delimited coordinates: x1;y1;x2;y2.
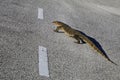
76;30;114;63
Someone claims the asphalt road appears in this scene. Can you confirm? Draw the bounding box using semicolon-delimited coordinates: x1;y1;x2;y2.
0;0;120;80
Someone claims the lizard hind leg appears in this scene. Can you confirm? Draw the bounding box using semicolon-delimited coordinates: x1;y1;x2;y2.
73;35;86;44
80;38;86;44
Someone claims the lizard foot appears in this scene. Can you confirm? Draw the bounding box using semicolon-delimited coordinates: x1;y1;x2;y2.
74;41;80;44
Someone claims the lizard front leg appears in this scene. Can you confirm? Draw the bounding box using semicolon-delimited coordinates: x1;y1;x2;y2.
54;26;61;32
54;29;59;32
54;26;64;33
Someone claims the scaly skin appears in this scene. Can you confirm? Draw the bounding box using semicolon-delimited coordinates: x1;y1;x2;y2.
52;21;117;65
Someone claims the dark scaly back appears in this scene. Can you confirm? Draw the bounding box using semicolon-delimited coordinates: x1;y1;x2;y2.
52;21;70;27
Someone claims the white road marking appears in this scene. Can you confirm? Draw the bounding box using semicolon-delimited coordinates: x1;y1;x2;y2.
38;8;44;19
96;5;120;15
39;46;49;77
84;2;120;15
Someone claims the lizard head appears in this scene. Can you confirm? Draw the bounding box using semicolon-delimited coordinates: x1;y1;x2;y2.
52;21;64;27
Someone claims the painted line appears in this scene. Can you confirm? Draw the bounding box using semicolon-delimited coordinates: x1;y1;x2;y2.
96;5;120;15
38;8;44;19
39;46;49;77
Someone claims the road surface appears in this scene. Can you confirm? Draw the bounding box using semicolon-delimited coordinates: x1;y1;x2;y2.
0;0;120;80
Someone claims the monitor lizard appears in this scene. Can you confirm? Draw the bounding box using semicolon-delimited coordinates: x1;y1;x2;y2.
52;21;117;65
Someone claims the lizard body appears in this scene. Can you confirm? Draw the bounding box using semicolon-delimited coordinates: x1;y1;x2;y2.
52;21;117;65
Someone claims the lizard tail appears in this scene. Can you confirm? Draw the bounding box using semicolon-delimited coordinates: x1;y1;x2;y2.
89;41;117;65
79;35;118;65
91;43;118;65
104;56;118;66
